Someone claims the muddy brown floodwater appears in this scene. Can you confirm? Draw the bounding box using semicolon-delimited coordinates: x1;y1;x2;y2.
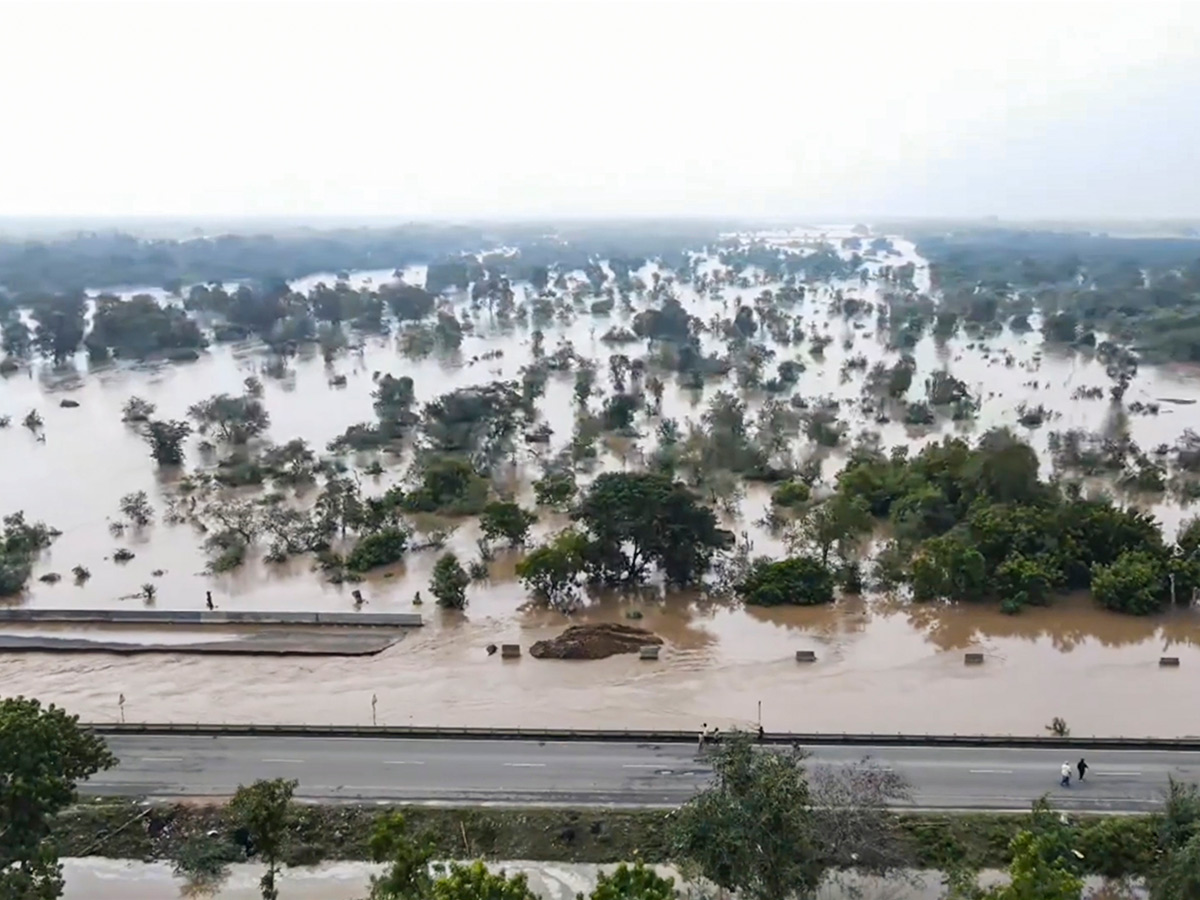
3;229;1200;735
61;859;1143;900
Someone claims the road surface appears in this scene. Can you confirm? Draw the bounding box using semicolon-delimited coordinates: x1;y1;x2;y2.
86;735;1200;812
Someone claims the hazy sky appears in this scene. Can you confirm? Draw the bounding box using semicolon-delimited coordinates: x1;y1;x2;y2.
2;0;1199;219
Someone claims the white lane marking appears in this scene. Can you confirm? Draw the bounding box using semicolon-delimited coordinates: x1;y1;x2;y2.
262;758;304;763
384;761;426;766
1093;771;1143;777
504;762;546;768
140;757;183;762
969;769;1014;774
622;764;662;769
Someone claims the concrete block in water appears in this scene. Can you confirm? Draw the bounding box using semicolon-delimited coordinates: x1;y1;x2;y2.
501;644;521;659
795;650;817;662
1160;657;1181;667
964;652;984;665
639;645;660;660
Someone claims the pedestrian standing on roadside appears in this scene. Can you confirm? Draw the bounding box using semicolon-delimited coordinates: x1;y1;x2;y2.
698;723;708;752
1077;758;1088;781
205;591;214;610
1060;762;1071;787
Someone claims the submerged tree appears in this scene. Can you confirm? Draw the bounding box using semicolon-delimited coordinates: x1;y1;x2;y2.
187;393;271;444
121;395;156;423
479;501;537;547
0;512;60;596
737;556;834;607
143;419;192;466
515;529;589;611
430;552;470;609
118;490;154;528
572;471;732;586
30;293;86;365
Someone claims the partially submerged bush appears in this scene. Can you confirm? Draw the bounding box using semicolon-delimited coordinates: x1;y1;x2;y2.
771;481;810;508
346;527;409;573
737;556;835;606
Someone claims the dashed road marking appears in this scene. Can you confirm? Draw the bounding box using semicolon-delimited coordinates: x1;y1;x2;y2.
140;757;183;762
263;758;303;763
969;769;1014;774
384;761;426;766
504;762;546;768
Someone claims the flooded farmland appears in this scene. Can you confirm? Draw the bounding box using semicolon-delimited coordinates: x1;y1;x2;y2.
3;228;1200;736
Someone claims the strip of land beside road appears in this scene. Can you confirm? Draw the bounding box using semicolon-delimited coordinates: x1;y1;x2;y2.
86;734;1200;813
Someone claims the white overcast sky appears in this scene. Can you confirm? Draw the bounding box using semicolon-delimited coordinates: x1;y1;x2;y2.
2;0;1198;219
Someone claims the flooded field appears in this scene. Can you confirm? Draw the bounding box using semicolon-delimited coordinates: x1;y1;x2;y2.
3;228;1200;734
61;858;1142;900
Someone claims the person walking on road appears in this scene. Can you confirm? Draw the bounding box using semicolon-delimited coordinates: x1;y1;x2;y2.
1077;758;1088;781
1060;762;1072;787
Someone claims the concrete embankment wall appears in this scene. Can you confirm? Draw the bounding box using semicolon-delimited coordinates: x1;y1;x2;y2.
86;722;1200;750
0;609;422;627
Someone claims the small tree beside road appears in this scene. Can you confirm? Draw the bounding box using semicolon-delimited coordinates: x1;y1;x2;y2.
229;777;297;900
0;697;117;900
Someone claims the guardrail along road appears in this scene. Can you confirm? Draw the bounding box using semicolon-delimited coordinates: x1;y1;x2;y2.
86;735;1200;813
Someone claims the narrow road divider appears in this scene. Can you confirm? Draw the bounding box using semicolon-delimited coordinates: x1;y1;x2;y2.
84;722;1200;750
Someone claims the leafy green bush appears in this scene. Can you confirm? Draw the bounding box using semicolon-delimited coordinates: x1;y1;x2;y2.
1091;550;1167;615
533;472;577;508
771;481;810;507
431;553;470;609
737;556;834;606
479;501;537;547
0;512;59;596
346;527;409;573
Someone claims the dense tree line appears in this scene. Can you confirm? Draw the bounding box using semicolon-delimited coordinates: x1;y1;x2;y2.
918;227;1200;363
0;222;725;296
833;428;1200;615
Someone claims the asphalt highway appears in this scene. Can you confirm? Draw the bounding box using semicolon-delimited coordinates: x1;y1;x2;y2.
85;736;1200;812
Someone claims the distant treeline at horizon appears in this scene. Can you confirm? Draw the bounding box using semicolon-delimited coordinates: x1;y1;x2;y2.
0;218;1198;299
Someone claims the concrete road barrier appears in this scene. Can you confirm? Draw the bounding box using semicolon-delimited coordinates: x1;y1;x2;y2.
82;722;1200;750
0;609;422;627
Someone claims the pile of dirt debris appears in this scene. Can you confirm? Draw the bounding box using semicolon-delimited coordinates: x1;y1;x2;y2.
529;623;663;660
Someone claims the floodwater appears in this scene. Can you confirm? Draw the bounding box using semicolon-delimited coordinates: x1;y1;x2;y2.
62;858;1143;900
3;228;1200;735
